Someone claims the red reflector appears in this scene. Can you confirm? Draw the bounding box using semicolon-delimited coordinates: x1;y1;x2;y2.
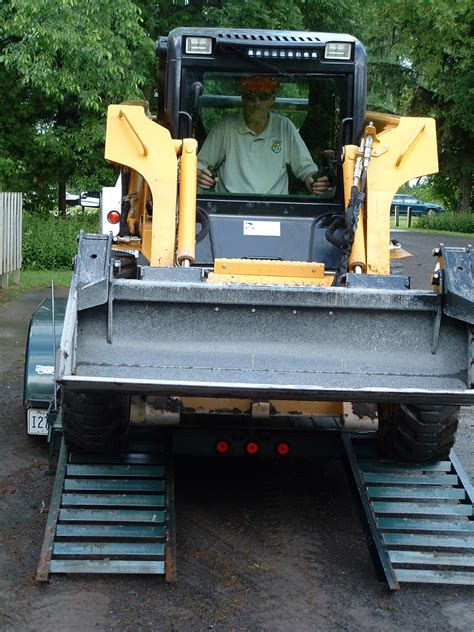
107;210;121;224
246;441;260;455
216;440;230;454
276;442;290;456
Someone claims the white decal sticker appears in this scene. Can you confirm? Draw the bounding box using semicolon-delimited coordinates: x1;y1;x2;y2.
35;365;54;375
243;221;281;237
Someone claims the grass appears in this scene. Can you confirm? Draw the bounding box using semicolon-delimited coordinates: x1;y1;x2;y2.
407;227;474;238
0;269;72;306
390;216;474;237
390;216;413;230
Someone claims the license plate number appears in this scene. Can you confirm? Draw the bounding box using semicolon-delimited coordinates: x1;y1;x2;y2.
27;409;48;435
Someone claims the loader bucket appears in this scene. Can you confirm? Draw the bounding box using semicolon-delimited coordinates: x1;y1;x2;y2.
58;237;473;406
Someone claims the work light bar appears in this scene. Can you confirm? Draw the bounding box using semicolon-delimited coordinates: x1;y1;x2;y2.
247;49;318;59
324;42;352;60
185;37;213;55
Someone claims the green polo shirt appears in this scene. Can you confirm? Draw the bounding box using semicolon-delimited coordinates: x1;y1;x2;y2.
197;112;318;195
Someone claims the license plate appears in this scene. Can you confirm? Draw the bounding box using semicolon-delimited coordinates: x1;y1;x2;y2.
27;408;48;435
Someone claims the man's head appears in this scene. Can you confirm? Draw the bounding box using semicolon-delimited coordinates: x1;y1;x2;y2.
239;76;279;112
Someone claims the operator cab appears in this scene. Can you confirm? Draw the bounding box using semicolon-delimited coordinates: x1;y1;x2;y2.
158;28;367;267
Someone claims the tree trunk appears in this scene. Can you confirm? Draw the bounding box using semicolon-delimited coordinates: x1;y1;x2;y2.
58;174;67;217
457;168;472;213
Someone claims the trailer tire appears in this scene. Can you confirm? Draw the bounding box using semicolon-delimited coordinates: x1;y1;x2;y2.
377;403;459;463
62;390;130;453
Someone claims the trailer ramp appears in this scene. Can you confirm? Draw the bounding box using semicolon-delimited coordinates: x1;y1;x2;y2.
37;438;176;581
344;435;474;589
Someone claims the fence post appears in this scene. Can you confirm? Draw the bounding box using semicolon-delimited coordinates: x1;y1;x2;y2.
407;206;412;228
0;192;22;289
394;205;400;227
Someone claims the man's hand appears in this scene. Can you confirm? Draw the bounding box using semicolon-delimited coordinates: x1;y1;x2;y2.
197;168;218;189
305;174;329;195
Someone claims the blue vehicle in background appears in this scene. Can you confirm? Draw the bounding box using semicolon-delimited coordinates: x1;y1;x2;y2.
391;194;444;216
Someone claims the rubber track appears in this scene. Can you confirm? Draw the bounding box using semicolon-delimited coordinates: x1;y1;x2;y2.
61;390;130;453
377;403;460;463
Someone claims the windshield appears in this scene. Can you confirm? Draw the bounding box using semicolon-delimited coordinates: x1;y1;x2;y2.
193;73;347;199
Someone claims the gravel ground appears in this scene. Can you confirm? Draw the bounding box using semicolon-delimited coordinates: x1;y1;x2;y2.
0;233;473;632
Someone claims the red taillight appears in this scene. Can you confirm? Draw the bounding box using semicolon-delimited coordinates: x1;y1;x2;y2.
276;442;290;456
246;441;260;455
107;210;121;224
216;440;230;454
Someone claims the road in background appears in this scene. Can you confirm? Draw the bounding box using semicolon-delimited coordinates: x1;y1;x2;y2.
391;230;472;289
0;234;473;632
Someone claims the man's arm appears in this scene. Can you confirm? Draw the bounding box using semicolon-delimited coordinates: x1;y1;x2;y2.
286;120;329;194
304;173;329;194
198;167;217;189
197;119;226;189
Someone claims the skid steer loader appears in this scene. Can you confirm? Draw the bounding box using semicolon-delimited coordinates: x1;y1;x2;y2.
45;28;473;465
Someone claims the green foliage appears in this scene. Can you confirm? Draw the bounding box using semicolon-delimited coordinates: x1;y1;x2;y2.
1;1;152;108
301;0;361;34
413;212;474;235
22;211;98;269
359;0;473;213
1;0;472;218
204;0;304;30
0;0;154;211
2;0;351;209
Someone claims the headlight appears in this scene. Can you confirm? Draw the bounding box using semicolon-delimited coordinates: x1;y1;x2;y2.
324;42;352;60
185;37;213;55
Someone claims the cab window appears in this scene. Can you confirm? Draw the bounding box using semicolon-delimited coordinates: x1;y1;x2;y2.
194;73;346;198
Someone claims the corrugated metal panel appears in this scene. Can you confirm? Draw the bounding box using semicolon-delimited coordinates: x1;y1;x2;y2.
0;192;22;280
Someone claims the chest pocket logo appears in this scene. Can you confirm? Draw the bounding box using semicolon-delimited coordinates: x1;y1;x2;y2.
271;139;282;154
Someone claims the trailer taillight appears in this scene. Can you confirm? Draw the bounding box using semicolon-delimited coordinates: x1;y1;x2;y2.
246;441;260;455
216;440;230;454
276;442;290;456
107;210;121;224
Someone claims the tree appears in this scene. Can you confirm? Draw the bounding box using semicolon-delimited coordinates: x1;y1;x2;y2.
0;0;154;214
1;0;471;214
358;0;473;212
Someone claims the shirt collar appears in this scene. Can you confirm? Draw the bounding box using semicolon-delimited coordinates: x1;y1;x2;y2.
237;111;272;137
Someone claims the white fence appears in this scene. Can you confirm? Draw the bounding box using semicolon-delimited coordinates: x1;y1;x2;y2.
0;192;22;289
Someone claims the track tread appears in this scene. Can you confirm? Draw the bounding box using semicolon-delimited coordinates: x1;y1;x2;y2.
377;403;460;463
62;391;130;453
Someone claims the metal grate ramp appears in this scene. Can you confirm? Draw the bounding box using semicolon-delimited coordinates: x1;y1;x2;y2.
37;439;176;581
343;435;474;590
